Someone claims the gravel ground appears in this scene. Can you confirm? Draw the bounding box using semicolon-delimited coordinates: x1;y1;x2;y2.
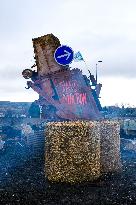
0;141;136;205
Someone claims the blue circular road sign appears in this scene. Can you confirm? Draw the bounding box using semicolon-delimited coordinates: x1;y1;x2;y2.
54;45;74;66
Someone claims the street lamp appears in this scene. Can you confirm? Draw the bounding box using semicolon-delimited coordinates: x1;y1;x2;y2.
96;61;102;84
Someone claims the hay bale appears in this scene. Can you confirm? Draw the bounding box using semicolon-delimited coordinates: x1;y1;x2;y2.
45;121;100;183
32;34;63;76
99;120;122;173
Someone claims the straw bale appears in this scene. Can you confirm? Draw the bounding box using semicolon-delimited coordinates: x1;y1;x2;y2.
99;120;122;173
45;120;122;183
32;34;63;76
45;121;100;183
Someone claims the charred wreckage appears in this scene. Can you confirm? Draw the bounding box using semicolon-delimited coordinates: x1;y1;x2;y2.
22;33;102;121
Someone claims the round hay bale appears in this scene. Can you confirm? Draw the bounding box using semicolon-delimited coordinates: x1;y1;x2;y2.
99;120;122;173
45;121;100;183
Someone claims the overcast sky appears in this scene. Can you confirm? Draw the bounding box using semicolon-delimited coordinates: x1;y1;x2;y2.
0;0;136;106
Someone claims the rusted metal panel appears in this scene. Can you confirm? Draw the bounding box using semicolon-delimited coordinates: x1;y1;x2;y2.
30;68;101;120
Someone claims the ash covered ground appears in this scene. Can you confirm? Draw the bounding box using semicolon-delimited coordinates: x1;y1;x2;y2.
0;139;136;205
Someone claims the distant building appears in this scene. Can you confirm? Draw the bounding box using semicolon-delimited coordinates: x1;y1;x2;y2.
0;101;31;118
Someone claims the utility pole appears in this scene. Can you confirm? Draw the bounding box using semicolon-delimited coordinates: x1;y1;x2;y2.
96;61;102;84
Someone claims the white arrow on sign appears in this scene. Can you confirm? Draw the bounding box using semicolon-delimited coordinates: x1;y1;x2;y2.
57;50;71;60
